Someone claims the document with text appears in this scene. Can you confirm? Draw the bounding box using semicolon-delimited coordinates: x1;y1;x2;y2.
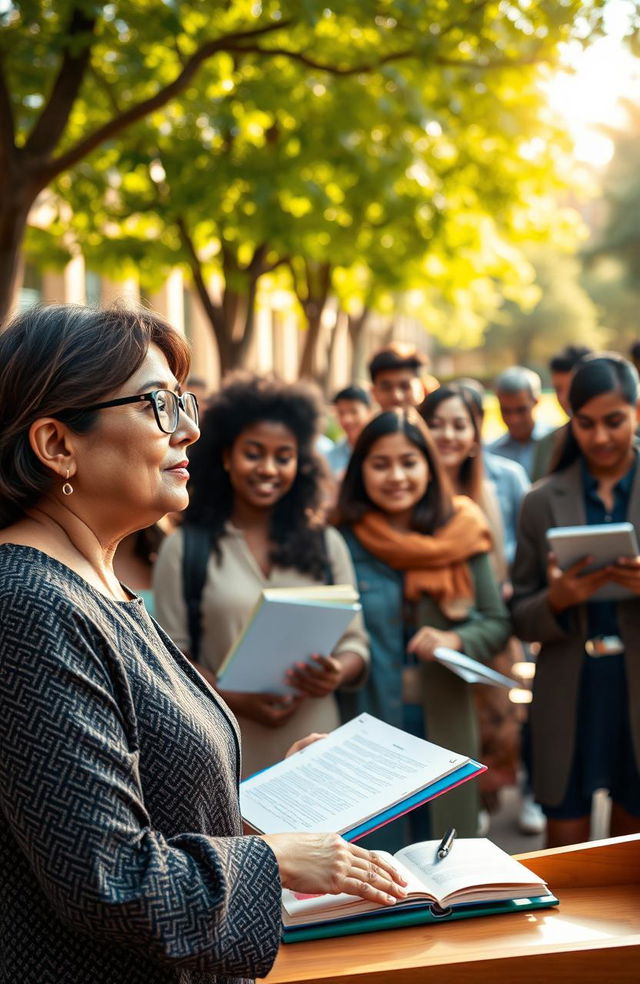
240;713;483;838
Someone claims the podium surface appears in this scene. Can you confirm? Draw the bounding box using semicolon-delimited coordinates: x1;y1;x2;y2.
262;834;640;984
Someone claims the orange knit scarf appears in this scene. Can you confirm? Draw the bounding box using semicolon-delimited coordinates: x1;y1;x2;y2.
353;495;492;618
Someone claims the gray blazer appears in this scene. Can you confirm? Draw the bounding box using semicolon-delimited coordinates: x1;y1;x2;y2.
510;458;640;806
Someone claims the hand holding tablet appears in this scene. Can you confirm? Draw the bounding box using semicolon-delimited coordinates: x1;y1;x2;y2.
546;522;640;605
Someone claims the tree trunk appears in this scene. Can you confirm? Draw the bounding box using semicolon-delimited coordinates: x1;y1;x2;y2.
298;304;325;379
347;307;370;382
320;307;342;394
0;195;34;325
513;328;535;367
296;260;332;380
179;219;261;375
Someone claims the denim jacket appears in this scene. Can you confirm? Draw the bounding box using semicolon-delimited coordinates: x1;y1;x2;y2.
338;528;512;837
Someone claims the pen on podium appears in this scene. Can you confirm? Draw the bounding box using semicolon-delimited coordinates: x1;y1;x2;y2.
436;827;456;860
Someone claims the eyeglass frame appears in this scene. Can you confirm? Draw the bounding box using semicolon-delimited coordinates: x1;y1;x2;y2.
71;389;200;435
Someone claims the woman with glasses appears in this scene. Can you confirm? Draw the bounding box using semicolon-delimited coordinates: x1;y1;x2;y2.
0;305;405;984
153;372;369;778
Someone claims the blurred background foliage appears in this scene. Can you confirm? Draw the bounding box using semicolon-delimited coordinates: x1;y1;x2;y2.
3;0;640;379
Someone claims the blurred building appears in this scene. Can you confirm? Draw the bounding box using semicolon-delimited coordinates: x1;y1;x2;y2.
11;255;432;394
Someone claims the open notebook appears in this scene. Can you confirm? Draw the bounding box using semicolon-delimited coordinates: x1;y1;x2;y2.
282;837;558;941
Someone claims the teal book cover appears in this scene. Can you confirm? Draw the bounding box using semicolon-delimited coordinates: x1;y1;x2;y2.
282;893;559;943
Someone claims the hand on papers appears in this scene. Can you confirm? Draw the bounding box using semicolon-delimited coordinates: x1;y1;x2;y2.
285;732;328;758
406;627;462;662
546;552;613;612
607;555;640;596
219;689;304;728
262;832;409;905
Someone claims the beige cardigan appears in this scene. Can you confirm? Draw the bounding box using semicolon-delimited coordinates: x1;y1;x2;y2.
153;524;369;777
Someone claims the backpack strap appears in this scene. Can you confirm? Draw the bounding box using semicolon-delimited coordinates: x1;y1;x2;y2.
323;528;334;585
181;523;211;663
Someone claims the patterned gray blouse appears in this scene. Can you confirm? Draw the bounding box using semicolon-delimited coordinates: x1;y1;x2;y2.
0;545;282;984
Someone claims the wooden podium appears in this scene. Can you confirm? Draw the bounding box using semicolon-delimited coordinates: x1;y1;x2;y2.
262;834;640;984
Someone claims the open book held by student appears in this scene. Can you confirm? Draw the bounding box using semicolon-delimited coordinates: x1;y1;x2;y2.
216;584;361;694
240;713;486;842
282;838;558;941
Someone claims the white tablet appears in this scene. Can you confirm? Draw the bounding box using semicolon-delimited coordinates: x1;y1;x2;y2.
546;522;639;602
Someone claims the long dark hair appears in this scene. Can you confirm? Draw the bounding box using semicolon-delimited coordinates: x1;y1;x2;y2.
336;409;454;533
184;373;330;579
0;304;190;529
419;383;484;503
552;354;639;473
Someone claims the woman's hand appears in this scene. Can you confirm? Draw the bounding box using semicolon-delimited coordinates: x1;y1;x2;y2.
285;732;328;758
605;555;640;596
546;552;612;612
406;627;462;662
285;654;344;698
219;690;304;728
262;832;408;905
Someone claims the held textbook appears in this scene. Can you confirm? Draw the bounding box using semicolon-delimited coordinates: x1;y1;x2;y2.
240;713;485;841
216;584;360;694
282;837;558;941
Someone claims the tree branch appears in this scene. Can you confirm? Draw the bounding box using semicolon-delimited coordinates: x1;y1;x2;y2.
175;215;225;348
25;7;97;159
286;259;307;305
0;54;16;174
227;42;546;75
246;242;268;275
87;64;123;117
46;20;292;181
262;255;289;275
226;44;418;76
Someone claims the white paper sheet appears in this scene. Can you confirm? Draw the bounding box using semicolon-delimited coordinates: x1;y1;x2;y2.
240;713;469;835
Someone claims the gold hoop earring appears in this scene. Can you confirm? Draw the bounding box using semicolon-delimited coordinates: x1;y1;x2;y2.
62;468;74;496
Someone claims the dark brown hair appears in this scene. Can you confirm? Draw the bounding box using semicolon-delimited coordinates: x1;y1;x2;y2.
552;353;639;474
419;383;485;504
335;409;454;533
368;342;428;382
0;303;191;529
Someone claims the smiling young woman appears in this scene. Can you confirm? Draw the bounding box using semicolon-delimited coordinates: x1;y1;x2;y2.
153;372;369;777
334;410;511;847
421;383;523;821
511;353;640;848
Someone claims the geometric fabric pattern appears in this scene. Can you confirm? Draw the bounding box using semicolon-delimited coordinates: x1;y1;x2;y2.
0;544;281;984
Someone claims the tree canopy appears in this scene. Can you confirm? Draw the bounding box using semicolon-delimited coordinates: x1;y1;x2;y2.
2;0;611;362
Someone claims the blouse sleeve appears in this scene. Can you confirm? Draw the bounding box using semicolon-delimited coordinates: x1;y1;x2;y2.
0;587;281;977
152;529;191;653
325;526;370;687
455;552;512;663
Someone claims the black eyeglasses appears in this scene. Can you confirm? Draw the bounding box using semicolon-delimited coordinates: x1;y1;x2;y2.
77;390;199;434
